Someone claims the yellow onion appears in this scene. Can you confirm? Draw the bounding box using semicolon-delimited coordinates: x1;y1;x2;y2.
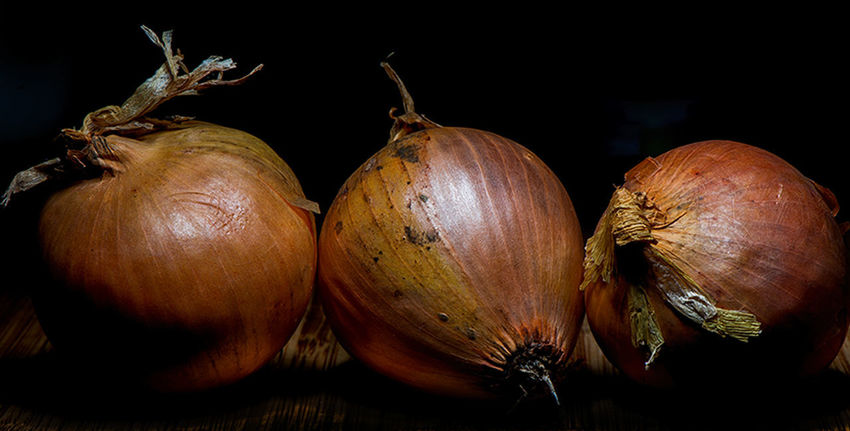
3;27;318;391
582;140;849;388
317;63;585;401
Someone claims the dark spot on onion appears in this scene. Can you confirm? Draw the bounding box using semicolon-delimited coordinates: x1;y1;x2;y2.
394;142;420;163
404;225;440;245
438;313;449;322
392;290;403;298
334;221;343;234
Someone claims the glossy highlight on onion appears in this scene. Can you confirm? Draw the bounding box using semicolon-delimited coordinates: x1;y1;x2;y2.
316;63;585;401
3;27;318;392
581;140;849;388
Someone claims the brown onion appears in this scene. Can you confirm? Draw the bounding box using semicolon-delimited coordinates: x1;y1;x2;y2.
316;63;585;401
3;27;318;391
582;140;849;388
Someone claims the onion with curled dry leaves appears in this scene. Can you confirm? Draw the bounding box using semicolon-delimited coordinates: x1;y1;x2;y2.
3;26;319;392
581;140;850;389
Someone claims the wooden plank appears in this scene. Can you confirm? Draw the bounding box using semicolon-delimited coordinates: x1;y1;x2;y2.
3;288;850;430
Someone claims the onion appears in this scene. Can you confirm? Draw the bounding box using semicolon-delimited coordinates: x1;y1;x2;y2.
316;63;585;401
581;140;849;388
3;27;318;392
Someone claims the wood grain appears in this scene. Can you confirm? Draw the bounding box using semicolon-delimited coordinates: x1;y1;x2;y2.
3;285;850;431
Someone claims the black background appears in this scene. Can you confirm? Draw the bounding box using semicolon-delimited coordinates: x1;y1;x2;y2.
2;11;847;239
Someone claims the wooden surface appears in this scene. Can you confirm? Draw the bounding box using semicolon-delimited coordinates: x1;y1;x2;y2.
4;285;850;431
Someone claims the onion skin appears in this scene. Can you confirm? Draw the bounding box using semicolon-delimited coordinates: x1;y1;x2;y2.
583;140;849;388
317;125;585;399
275;292;352;370
34;121;316;392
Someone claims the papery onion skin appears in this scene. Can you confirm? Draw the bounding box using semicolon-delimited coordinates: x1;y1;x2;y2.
583;140;849;388
317;125;585;399
34;121;316;392
275;292;352;370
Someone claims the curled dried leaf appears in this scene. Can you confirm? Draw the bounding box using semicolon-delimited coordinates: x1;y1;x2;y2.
2;26;263;208
628;284;663;368
78;25;263;139
583;185;763;366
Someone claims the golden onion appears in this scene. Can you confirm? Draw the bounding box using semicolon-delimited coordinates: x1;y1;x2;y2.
4;27;318;392
316;63;585;401
582;140;849;388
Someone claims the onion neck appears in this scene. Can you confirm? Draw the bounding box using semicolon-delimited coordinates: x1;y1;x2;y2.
381;61;441;143
90;136;150;174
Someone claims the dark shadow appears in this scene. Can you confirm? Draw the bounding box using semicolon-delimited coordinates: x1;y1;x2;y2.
581;368;850;431
4;338;850;430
